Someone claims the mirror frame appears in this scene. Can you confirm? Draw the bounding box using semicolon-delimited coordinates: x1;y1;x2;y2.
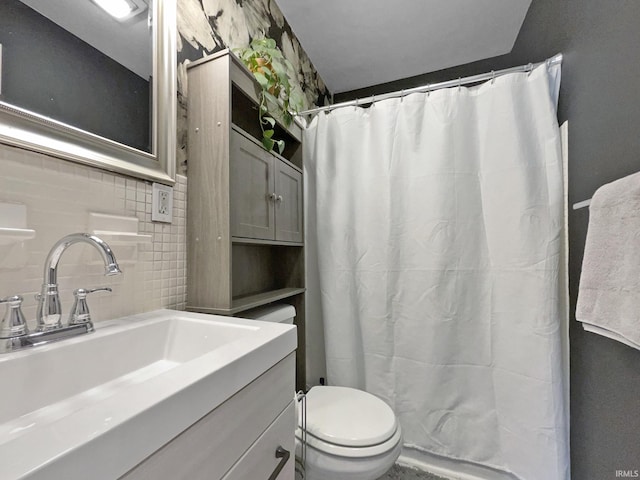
0;0;176;185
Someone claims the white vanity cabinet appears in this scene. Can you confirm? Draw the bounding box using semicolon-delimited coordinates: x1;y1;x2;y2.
120;354;296;480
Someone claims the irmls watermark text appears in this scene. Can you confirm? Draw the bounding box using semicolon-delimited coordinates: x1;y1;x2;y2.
616;470;639;478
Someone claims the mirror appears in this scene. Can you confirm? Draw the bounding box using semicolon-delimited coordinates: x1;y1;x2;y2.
0;0;176;184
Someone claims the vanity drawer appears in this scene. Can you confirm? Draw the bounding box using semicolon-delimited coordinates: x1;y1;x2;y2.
222;401;295;480
120;354;295;480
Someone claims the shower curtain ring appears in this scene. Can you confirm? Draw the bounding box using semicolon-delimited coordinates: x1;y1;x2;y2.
427;84;431;97
491;71;496;85
400;90;404;102
527;63;534;76
354;98;359;111
458;78;462;92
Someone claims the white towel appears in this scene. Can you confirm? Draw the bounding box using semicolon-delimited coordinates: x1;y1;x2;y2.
576;172;640;350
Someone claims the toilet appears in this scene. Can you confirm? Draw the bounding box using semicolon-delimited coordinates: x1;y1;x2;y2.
243;304;402;480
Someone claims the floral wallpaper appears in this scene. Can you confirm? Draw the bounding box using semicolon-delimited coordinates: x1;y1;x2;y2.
176;0;331;171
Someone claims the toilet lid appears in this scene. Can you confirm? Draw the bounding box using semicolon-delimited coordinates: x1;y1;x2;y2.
299;386;398;448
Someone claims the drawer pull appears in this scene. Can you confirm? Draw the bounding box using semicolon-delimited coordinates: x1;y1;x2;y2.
267;446;290;480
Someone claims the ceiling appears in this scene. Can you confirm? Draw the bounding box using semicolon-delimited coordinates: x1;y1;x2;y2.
275;0;532;94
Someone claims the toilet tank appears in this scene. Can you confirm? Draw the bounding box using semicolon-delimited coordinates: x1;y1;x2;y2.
241;304;296;325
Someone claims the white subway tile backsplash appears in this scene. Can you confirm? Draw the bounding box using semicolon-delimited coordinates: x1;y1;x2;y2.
0;145;187;329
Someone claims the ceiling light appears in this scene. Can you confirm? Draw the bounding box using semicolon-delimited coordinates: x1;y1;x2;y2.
92;0;147;21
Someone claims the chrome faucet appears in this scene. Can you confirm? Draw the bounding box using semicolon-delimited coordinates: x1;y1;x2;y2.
36;233;121;331
0;233;121;353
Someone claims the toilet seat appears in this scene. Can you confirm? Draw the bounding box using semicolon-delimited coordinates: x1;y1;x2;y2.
297;424;402;458
296;386;401;458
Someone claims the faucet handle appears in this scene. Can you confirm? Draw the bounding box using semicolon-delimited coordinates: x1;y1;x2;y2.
0;295;29;339
81;287;113;296
68;287;112;328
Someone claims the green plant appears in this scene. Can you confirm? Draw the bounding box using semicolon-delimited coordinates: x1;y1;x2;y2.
235;38;304;154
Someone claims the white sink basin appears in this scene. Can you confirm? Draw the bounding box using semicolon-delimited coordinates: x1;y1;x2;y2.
0;309;297;480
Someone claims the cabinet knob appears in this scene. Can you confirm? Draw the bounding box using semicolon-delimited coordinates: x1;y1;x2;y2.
276;195;283;203
267;193;277;202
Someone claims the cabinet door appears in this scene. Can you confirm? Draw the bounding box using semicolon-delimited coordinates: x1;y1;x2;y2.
274;160;303;243
230;130;275;240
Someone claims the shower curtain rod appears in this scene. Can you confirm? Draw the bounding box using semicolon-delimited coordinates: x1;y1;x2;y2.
296;53;563;116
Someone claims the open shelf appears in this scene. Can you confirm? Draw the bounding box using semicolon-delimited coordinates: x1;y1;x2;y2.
89;213;152;245
231;85;303;169
0;227;36;245
188;287;305;316
232;236;304;247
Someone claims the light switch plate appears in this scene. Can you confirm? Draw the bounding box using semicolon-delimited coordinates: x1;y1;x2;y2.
151;182;173;223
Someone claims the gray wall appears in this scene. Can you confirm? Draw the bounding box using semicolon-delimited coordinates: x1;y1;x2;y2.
337;1;640;478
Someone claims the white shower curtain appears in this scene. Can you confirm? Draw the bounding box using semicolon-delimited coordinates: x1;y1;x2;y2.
304;64;568;480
